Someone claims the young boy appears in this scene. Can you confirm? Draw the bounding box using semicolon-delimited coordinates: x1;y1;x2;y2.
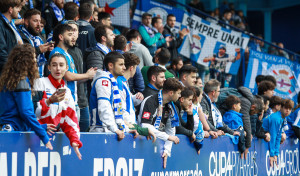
252;95;270;142
223;95;246;155
263;99;294;168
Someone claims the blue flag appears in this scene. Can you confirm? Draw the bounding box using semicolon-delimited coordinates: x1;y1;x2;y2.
132;0;185;30
244;50;300;102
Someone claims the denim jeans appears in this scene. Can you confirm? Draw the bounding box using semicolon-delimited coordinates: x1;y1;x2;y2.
79;106;90;132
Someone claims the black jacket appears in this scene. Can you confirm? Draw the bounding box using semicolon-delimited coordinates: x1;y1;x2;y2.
77;19;97;55
138;94;169;126
44;5;61;36
162;25;183;60
237;86;253;148
200;93;234;134
0;16;18;74
84;46;105;99
142;84;159;98
84;46;105;72
174;101;194;137
138;94;192;138
68;46;88;108
217;86;253;148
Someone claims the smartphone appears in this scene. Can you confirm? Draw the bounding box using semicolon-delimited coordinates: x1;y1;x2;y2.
57;88;66;94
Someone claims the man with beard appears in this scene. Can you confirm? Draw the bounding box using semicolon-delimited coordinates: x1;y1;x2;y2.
65;20;90;132
168;57;183;78
19;9;54;77
44;0;65;36
85;25;115;97
200;79;240;137
85;25;115;71
0;0;23;74
142;66;166;98
163;14;189;60
50;24;97;119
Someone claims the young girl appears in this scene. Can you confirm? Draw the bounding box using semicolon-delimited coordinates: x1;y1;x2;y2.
190;87;211;154
0;44;52;150
192;87;218;139
34;53;82;160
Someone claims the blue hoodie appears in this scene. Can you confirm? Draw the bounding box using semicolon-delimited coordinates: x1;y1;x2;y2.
285;108;300;137
223;110;243;130
263;111;284;157
0;78;49;144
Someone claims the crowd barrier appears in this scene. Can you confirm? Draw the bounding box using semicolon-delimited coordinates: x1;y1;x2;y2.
0;132;299;176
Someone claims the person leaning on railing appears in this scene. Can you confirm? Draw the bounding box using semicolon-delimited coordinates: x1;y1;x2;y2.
0;44;53;150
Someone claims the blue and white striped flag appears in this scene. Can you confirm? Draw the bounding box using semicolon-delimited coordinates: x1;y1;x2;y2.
244;50;300;102
132;0;185;31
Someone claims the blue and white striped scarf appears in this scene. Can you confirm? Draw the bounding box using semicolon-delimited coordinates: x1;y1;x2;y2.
96;43;111;55
154;90;179;129
108;73;127;132
0;13;23;44
20;26;47;77
203;93;223;128
193;106;204;144
49;2;65;22
143;24;155;38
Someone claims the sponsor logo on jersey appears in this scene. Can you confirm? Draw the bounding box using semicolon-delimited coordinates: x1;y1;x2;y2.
102;80;109;87
142;112;150;119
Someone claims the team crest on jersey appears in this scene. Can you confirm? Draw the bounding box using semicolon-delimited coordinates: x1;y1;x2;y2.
267;64;296;95
102;80;109;87
142;112;150;119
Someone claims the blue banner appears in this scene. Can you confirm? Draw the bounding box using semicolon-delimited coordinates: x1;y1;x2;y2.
244;50;300;102
178;13;250;73
0;132;299;175
132;0;185;30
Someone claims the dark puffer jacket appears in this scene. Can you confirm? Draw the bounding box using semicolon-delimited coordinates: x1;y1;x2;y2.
0;16;17;73
217;86;253;148
238;87;253;148
84;46;105;99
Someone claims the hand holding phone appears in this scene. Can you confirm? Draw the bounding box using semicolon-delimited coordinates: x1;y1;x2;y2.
57;88;66;94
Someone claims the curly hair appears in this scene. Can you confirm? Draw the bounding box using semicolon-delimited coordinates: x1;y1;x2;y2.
0;44;39;93
122;52;140;70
